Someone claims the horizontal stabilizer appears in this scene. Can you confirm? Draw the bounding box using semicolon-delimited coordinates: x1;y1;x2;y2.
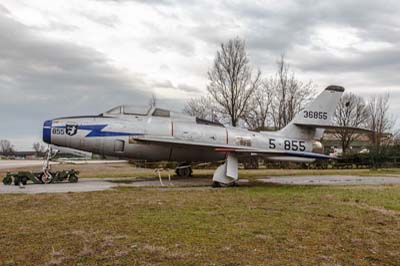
294;124;373;134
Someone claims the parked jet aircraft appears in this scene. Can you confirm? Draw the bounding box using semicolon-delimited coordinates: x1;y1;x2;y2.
42;85;362;186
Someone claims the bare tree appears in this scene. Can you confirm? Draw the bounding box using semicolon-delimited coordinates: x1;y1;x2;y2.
334;93;369;154
33;142;46;157
0;139;14;156
243;78;274;131
149;93;157;108
271;54;313;129
367;93;395;154
183;96;212;120
207;37;261;127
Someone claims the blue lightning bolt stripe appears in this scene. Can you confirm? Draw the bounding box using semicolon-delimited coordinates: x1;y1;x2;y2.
79;125;142;137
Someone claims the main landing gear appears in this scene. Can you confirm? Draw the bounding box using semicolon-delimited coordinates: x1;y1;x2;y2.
175;163;192;177
174;154;240;188
212;153;239;187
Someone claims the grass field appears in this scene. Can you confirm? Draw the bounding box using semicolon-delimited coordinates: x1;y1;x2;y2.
1;182;400;265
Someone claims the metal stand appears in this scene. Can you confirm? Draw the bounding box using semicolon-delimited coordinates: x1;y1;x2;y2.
154;168;173;186
41;145;58;184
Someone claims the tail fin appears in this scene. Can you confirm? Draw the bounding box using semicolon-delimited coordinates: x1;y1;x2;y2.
279;85;344;139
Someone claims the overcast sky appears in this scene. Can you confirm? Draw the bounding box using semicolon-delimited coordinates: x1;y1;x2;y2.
1;0;400;150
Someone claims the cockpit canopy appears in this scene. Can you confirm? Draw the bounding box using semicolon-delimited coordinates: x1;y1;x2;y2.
102;105;223;126
104;105;151;116
103;105;171;117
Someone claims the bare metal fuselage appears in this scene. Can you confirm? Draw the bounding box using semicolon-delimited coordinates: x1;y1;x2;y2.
43;113;315;163
43;86;346;185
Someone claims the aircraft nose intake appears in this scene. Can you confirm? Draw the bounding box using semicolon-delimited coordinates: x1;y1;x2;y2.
43;120;52;144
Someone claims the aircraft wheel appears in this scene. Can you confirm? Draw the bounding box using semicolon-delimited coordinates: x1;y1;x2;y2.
21;176;28;185
3;176;12;185
177;167;191;177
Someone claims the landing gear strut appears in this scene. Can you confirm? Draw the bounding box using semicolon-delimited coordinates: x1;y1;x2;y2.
175;163;192;177
212;153;239;186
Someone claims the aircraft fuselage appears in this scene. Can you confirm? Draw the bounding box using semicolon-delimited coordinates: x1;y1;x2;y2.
43;113;316;163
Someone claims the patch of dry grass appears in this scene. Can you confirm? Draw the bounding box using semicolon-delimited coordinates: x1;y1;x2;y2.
1;184;400;265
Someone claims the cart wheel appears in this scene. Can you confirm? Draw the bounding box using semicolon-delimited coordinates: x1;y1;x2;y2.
40;172;53;184
3;177;12;185
68;175;78;183
21;176;28;185
14;177;20;186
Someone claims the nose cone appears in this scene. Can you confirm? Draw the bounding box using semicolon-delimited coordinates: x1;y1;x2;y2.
43;120;52;144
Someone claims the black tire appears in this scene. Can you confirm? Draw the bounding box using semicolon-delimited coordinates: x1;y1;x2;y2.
21;177;28;185
177;167;191;177
14;177;20;186
3;177;12;185
68;175;78;183
212;181;221;188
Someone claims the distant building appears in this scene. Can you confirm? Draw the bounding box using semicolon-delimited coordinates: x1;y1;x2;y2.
0;151;36;159
0;149;91;160
321;133;371;155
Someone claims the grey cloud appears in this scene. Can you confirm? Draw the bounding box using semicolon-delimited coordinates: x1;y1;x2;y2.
219;0;400;61
40;21;79;32
295;47;400;88
299;47;400;73
0;12;152;140
0;4;10;14
153;80;174;88
79;12;120;28
176;84;200;93
94;0;172;5
159;64;169;71
138;0;400;98
139;33;195;56
190;22;240;46
153;80;200;93
140;21;195;56
96;0;400;54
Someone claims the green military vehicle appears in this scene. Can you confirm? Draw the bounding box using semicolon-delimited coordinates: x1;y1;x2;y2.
3;169;79;186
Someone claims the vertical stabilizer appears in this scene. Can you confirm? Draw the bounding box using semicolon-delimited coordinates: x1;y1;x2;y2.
279;85;344;139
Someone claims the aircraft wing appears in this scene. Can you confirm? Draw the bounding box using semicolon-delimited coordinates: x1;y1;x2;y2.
132;136;336;160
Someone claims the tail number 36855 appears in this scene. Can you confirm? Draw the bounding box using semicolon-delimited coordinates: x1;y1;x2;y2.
303;110;327;120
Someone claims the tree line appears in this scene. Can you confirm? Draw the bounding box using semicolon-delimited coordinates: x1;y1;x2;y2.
183;37;397;156
0;140;46;157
